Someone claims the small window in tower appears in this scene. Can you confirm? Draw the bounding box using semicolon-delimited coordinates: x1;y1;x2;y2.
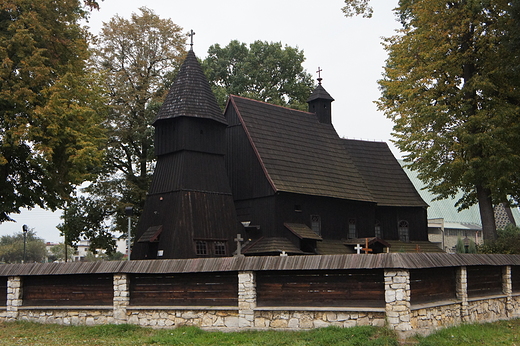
214;241;227;256
200;129;204;135
348;219;357;239
195;241;208;255
294;205;302;212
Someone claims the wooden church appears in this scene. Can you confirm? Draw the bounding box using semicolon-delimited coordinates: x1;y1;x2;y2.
132;48;429;260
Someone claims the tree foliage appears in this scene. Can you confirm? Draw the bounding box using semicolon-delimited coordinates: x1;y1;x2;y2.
478;224;520;254
0;230;46;263
373;0;520;241
59;7;187;253
202;40;315;110
0;0;107;223
342;0;374;18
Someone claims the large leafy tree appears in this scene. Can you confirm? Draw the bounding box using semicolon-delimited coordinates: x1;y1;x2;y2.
59;7;187;253
346;0;520;241
0;0;106;223
202;40;315;110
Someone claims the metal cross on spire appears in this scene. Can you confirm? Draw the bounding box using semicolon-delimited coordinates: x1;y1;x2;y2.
188;29;196;50
316;66;323;85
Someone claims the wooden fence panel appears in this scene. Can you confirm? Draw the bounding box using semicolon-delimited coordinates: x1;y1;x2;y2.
512;266;520;293
410;267;457;304
256;270;384;307
0;277;6;305
23;274;113;306
130;272;238;306
467;266;503;298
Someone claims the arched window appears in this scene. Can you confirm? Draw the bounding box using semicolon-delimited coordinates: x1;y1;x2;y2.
348;219;357;239
398;220;409;242
374;221;382;238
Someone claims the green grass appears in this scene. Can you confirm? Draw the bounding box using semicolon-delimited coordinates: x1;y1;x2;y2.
0;319;519;345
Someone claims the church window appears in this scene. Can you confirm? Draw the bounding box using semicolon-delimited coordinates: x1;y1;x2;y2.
195;241;208;255
398;220;409;242
348;219;357;239
311;215;321;235
294;205;302;212
214;241;227;256
375;221;382;238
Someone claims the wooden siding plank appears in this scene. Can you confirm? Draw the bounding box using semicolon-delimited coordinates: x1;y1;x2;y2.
410;268;457;304
130;272;238;307
23;275;113;306
256;270;385;307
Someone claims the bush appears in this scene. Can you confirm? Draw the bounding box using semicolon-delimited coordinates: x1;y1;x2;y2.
478;224;520;254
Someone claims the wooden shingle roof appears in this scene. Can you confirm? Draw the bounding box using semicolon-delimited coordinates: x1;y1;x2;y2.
3;253;520;276
154;49;226;125
342;139;428;208
229;95;374;203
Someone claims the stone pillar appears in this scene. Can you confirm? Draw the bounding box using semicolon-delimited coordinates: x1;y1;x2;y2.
238;271;256;328
113;273;130;324
7;276;22;321
503;266;513;316
384;269;411;333
456;266;468;321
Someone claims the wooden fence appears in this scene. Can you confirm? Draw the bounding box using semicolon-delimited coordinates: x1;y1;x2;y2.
1;253;520;338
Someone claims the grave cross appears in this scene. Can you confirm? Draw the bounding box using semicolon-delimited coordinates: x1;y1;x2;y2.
354;244;363;255
234;233;244;256
188;29;196;48
362;238;373;254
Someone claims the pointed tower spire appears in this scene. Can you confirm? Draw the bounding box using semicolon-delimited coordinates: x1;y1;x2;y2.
307;67;334;124
154;49;225;125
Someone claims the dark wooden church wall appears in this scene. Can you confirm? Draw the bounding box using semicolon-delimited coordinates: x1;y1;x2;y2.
274;193;376;240
22;274;113;306
148;151;233;195
410;267;457;304
256;269;385;307
225;107;274;201
0;276;6;305
237;196;277;239
375;207;428;241
155;117;226;156
145;191;238;259
129;272;238;306
467;266;503;298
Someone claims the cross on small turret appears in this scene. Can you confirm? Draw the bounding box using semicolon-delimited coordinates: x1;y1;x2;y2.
316;66;323;85
188;29;196;49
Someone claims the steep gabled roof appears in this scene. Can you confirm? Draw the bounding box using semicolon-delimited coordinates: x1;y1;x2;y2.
228;95;374;203
154;49;226;125
342;139;428;207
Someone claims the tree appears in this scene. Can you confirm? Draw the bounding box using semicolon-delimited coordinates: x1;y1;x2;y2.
202;40;315;110
0;230;46;263
346;1;520;242
49;243;74;262
0;0;107;223
60;7;187;253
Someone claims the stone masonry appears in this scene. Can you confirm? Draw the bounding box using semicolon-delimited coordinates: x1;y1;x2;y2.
385;269;411;333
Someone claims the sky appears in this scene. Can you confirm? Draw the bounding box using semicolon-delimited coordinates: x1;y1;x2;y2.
0;0;401;243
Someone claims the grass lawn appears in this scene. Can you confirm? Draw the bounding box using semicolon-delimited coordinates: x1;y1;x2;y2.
0;319;519;345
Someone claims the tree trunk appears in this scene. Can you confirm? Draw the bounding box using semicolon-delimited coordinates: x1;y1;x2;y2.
476;184;497;242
